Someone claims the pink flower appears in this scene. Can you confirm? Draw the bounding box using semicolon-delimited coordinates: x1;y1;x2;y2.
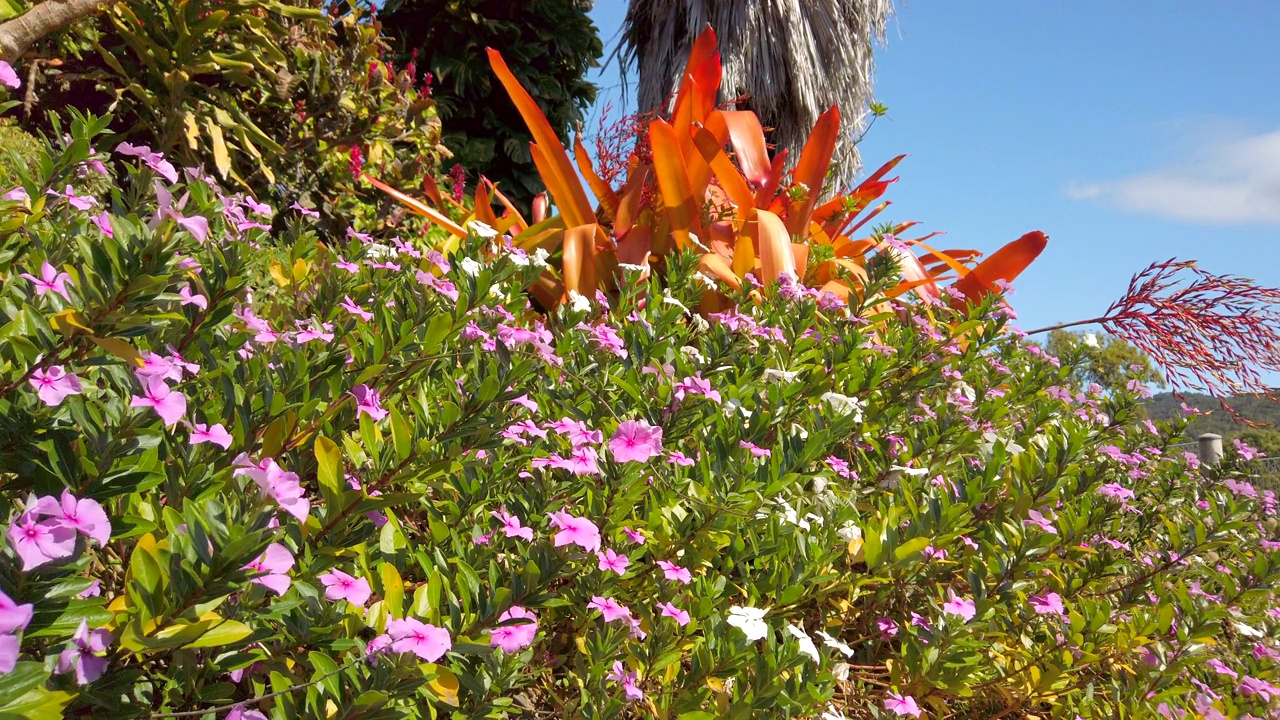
622;527;646;545
486;606;538;653
38;490;110;546
243;543;294;595
334;256;360;273
350;384;388;422
587;596;631;623
1029;591;1066;618
117;143;178;183
0;589;33;634
739;440;771;458
178;285;207;310
29;366;83;407
386;617;451;661
1240;675;1280;701
884;692;922;717
596;548;630;576
0;60;19;90
547;418;602;446
56;619;112;684
1097;483;1135;501
656;560;692;585
609;419;664;463
550;446;601;475
658;601;690;626
673;374;721;404
548;510;601;552
318;569;372;607
0;635;17;673
943;592;976;622
190;422;233;450
227;707;268;720
1206;658;1237;679
491;506;534;541
606;661;643;701
877;617;899;639
666;450;695;466
1024;509;1057;534
130;376;187;427
234;455;311;523
20;261;73;301
7;509;76;570
341;295;373;321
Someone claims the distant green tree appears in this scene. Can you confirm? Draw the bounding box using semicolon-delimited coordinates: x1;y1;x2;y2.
378;0;602;205
1047;329;1164;393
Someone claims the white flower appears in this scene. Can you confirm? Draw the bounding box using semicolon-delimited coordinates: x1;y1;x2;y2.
467;220;498;239
821;704;848;720
816;630;855;657
618;262;647;273
365;243;392;259
831;664;851;682
567;290;591;313
786;624;820;663
763;368;800;384
693;271;719;289
836;522;862;544
1081;332;1100;348
689;314;710;334
508;250;531;267
532;248;550;268
952;381;976;403
661;290;690;313
726;606;770;641
1235;621;1265;638
821;392;864;421
460;258;482;277
687;232;708;250
722;397;752;420
679;346;706;365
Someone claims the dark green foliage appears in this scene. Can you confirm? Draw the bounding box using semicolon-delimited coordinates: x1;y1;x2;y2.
1046;328;1164;393
0;121;40;189
377;0;602;204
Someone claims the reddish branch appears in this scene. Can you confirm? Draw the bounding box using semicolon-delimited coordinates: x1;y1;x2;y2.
1028;259;1280;420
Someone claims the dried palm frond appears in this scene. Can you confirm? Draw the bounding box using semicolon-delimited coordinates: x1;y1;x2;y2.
619;0;893;188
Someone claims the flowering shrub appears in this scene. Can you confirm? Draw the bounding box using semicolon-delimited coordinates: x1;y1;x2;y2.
1;116;1280;720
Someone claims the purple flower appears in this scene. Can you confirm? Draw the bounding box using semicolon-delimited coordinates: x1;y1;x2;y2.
0;60;19;90
656;560;692;585
20;261;73;301
7;509;76;570
179;285;208;310
622;527;646;545
1023;509;1057;535
227;707;269;720
242;543;294;596
1097;483;1135;501
351;385;388;422
341;295;373;321
596;548;630;576
29;366;83;407
0;589;33;635
38;490;110;546
606;661;643;701
0;634;18;673
130;376;187;427
1240;675;1280;701
491;506;534;541
943;592;976;622
1206;658;1237;679
234;455;310;523
386;617;451;661
877;617;899;639
116;143;178;183
658;601;690;626
56;620;112;684
587;596;631;623
486;606;538;653
1029;591;1066;619
190;422;233;450
548;510;601;552
318;569;372;607
609;419;664;463
884;692;922;717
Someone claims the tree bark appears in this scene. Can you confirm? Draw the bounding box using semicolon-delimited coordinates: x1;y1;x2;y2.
0;0;105;64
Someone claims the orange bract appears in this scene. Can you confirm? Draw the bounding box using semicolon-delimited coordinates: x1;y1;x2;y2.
369;27;1046;313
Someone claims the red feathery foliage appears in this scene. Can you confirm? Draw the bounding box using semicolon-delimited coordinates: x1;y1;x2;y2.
1099;259;1280;421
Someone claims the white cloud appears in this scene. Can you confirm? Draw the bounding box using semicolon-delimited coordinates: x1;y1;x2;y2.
1066;128;1280;225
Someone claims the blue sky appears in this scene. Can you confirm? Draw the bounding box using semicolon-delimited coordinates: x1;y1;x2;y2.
585;1;1280;334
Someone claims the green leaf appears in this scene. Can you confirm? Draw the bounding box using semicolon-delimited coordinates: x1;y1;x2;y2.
315;435;343;510
379;562;404;619
389;407;411;462
895;536;931;562
309;651;341;698
183;617;254;649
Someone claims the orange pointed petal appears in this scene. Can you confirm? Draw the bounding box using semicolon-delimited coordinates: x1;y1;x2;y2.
487;48;594;227
756;209;796;289
722;111;771;188
951;231;1048;304
561;224;600;296
574;134;619;220
363;174;467;238
786;106;841;236
649;119;705;249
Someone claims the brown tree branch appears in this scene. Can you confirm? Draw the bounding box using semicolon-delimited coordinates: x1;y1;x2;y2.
0;0;108;64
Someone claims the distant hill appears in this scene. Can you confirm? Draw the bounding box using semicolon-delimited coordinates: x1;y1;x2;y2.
1146;391;1280;438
